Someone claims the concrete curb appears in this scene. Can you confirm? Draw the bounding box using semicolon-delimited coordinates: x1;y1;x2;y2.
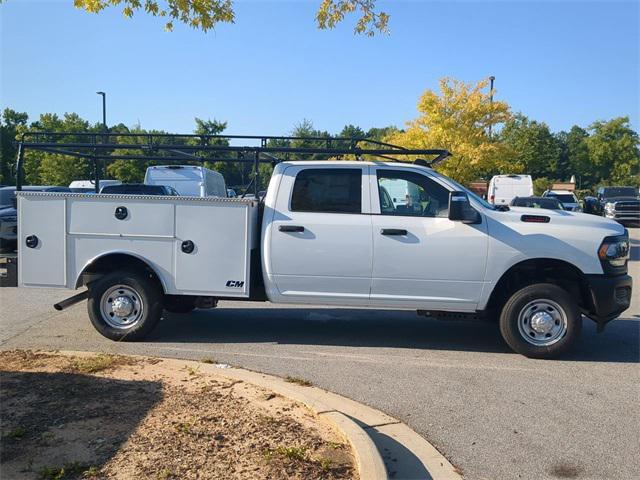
58;350;462;480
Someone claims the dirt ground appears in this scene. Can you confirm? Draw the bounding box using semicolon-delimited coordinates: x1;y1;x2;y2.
0;350;355;480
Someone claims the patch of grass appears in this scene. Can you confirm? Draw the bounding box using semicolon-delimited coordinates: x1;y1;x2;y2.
6;427;26;439
264;445;308;463
82;466;99;478
176;422;192;434
70;354;118;374
285;376;312;387
277;446;308;461
200;357;216;364
319;458;332;471
327;441;343;450
185;365;200;376
39;462;92;480
157;469;175;480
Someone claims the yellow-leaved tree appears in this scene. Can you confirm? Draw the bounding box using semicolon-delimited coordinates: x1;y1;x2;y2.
386;77;519;184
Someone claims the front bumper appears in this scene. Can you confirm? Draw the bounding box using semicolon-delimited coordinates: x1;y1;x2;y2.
584;274;633;329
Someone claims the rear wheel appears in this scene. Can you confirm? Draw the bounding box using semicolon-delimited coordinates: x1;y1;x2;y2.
499;283;581;359
87;270;163;341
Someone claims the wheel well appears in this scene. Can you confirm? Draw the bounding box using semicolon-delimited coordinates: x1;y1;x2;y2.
76;253;165;293
485;259;590;318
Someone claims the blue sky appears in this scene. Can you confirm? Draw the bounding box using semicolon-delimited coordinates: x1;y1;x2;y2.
1;1;638;136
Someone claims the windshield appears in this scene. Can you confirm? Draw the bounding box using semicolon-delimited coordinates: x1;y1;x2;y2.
603;187;638;198
0;188;15;208
546;193;576;203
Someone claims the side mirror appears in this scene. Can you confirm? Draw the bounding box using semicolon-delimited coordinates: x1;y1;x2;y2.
448;191;480;224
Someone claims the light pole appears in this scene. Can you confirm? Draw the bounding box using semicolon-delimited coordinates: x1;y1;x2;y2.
96;91;107;131
95;92;107;192
488;76;495;141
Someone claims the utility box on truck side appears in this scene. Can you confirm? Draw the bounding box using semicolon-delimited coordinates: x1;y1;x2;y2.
18;192;258;297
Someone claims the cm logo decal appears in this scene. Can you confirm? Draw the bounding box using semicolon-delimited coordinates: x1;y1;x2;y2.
226;280;245;288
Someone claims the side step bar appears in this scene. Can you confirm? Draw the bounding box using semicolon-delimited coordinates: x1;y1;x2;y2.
54;290;89;311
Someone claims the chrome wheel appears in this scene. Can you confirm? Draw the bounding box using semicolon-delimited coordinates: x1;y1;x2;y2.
100;285;144;330
517;299;568;346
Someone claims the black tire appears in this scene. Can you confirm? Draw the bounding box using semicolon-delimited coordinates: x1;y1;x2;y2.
164;296;196;314
87;269;163;341
499;283;581;359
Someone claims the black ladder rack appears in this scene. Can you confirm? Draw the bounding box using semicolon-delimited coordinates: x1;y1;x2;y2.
15;132;450;196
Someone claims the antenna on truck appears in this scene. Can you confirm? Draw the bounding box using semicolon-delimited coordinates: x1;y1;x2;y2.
14;132;451;196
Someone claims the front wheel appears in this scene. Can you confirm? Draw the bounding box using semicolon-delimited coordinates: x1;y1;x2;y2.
499;283;581;359
87;270;163;341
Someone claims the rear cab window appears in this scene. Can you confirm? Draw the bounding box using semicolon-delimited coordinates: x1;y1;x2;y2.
290;168;362;214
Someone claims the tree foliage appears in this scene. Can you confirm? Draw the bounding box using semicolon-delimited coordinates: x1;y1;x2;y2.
67;0;388;34
385;77;515;184
500;114;561;179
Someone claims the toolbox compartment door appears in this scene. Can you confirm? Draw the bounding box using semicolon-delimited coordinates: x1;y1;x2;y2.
18;195;67;287
174;202;252;296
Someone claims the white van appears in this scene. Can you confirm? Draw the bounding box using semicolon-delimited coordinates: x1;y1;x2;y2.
69;179;121;192
144;165;227;198
488;175;533;205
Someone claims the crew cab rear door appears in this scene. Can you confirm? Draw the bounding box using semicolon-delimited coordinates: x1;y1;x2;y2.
266;165;372;303
370;167;488;311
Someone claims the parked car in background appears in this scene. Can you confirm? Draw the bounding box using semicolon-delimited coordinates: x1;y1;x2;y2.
144;165;227;197
69;179;121;192
488;175;533;206
510;196;564;210
595;186;640;225
0;186;71;253
99;184;179;196
542;190;581;211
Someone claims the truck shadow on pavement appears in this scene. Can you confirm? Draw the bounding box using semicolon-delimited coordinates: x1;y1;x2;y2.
0;370;162;477
152;308;639;363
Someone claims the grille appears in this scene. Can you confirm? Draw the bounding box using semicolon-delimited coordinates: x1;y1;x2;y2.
615;202;640;213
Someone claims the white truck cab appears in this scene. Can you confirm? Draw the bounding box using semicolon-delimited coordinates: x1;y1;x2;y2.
17;161;632;359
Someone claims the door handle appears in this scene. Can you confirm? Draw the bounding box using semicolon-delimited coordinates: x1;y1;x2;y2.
279;225;305;233
380;228;407;236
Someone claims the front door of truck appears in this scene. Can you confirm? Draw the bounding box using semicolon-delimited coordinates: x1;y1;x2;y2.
370;167;488;311
266;165;372;304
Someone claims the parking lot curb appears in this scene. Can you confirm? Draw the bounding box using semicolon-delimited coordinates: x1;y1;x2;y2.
57;350;462;480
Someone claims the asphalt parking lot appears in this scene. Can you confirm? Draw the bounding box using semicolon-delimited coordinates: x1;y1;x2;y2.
1;228;638;480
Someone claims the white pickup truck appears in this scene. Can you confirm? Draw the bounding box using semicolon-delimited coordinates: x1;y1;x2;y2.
17;161;632;358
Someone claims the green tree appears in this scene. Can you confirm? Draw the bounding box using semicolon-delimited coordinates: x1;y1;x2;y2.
500;114;561;179
21;112;96;186
560;126;592;188
366;126;401;142
585;117;639;187
66;0;388;35
0;108;28;185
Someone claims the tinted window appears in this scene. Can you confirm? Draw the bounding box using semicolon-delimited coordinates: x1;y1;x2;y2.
291;169;361;213
377;170;450;217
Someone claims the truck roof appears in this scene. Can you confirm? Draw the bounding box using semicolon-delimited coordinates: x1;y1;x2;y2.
278;160;434;169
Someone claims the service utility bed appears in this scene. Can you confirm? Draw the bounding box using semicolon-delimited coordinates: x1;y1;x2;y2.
17;192;259;297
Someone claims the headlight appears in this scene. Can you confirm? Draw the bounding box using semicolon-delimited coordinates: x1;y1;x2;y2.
604;202;616;212
598;235;630;267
